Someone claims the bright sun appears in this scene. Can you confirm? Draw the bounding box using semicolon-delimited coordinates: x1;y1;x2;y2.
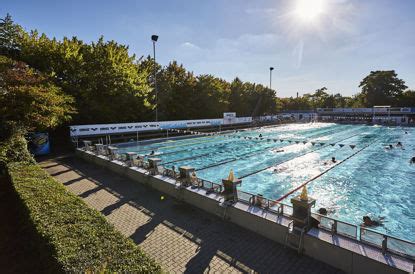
294;0;326;22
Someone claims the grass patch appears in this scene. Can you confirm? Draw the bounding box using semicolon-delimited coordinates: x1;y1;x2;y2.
7;162;161;273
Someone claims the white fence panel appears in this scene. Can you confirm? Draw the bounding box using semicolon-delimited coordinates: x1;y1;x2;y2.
70;117;251;137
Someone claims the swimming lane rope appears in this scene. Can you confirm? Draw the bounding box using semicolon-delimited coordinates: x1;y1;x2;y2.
238;132;363;179
271;138;379;205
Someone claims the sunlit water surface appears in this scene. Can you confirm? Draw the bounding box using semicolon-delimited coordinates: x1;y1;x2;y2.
117;123;415;242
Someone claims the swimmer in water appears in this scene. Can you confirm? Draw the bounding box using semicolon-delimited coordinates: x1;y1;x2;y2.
397;141;402;147
318;207;337;215
150;150;155;155
318;208;328;215
362;216;384;227
385;144;393;150
324;157;336;165
259;134;263;138
410;156;415;164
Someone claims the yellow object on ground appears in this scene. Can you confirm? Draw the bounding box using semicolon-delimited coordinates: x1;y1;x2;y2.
227;169;235;182
300;186;308;201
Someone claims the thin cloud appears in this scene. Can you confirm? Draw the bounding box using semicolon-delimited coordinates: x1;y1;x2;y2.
181;42;201;50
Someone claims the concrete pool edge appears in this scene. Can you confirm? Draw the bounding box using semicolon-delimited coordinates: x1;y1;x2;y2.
76;149;414;274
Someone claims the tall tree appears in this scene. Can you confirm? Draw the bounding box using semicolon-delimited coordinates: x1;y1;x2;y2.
157;61;197;120
193;75;229;118
311;87;330;108
229;78;249;115
19;32;153;123
0;55;75;137
0;13;22;57
78;37;152;123
359;70;407;107
247;83;277;116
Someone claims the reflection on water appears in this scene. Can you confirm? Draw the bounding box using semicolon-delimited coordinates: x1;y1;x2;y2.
117;123;415;242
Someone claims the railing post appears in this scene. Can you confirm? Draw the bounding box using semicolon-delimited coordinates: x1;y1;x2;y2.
331;220;337;235
83;140;92;151
382;235;387;254
277;204;284;216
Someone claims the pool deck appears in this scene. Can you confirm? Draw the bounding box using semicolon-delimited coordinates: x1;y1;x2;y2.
78;149;415;273
39;154;343;274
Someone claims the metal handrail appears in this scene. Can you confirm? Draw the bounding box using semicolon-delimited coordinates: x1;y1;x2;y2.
360;226;415;260
275;203;284;216
315;215;357;239
200;179;222;193
287;220;294;232
90;149;414;260
235;191;414;259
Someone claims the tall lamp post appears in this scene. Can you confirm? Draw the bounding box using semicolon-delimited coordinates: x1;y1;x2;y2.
270;67;277;115
151;35;159;122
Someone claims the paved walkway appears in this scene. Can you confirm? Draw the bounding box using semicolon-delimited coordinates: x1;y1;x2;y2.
39;155;343;274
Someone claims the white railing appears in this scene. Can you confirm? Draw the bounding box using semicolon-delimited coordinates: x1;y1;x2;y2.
317;108;373;113
317;107;414;114
70;117;252;137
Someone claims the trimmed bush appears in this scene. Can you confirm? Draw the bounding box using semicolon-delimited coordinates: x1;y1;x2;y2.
7;162;161;273
0;132;34;169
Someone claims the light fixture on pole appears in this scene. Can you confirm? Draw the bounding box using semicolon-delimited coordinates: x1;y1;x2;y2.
269;67;274;90
151;35;159;122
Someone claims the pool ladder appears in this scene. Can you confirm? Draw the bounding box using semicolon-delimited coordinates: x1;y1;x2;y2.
284;220;305;254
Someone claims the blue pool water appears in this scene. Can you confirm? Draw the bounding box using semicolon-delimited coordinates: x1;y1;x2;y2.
117;123;415;242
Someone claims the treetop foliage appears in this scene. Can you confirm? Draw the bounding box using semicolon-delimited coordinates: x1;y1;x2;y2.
0;13;22;57
0;55;75;137
359;70;408;106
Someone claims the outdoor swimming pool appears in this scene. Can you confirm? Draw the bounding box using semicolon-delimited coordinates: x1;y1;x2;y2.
116;123;415;244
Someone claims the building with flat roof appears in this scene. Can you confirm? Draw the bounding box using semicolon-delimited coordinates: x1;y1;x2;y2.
316;107;415;124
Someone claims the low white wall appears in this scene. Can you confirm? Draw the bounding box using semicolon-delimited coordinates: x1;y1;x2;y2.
76;150;410;274
70;116;252;137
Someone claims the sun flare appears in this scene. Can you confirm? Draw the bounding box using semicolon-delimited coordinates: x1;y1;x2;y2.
294;0;326;22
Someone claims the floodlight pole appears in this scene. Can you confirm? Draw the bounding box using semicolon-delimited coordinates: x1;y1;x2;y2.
270;67;276;113
152;35;159;122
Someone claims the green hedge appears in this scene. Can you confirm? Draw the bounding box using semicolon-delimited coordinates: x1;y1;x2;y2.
7;162;161;273
0;132;34;169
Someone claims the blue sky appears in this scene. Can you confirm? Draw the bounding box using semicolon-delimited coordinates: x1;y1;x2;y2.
2;0;414;97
